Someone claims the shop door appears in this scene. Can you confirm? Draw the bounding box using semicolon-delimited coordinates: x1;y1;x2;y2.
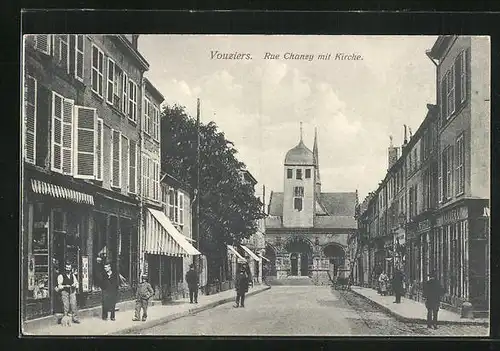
300;253;309;276
290;253;298;276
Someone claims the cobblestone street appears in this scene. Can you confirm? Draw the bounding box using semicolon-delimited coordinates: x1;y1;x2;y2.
133;286;488;336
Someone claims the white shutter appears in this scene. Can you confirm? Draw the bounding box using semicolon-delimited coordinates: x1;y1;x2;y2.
74;106;97;179
24;75;37;164
128;140;136;194
122;72;128;115
106;58;115;104
149;157;154;199
122;135;129;191
95;118;103;181
111;129;122;188
57;35;70;73
179;192;184;225
62;98;74;175
51;91;64;173
35;35;51;55
74;35;84;81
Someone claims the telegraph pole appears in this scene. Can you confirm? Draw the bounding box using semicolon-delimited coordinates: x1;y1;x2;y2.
194;98;201;268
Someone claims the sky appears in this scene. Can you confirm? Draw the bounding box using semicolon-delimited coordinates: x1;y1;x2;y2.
139;35;438;203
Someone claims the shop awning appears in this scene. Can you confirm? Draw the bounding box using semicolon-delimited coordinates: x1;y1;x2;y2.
259;255;270;262
240;245;261;262
146;208;201;257
31;179;94;205
227;245;247;263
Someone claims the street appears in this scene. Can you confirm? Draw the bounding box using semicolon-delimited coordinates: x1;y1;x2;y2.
132;286;488;336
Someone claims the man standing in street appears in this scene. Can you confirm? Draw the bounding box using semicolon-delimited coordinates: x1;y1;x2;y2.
234;268;249;308
133;274;154;321
423;271;444;329
99;260;119;321
185;264;199;304
392;269;404;304
56;263;80;324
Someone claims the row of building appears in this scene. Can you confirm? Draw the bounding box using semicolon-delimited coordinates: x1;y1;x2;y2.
350;35;490;315
21;34;265;321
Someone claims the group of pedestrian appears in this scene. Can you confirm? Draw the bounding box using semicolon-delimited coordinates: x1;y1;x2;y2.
375;268;444;329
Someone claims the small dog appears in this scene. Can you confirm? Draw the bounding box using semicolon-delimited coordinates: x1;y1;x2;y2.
60;315;72;327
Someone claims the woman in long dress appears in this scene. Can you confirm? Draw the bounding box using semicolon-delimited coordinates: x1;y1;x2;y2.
378;272;389;296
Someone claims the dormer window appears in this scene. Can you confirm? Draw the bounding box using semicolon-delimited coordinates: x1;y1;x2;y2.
296;169;302;180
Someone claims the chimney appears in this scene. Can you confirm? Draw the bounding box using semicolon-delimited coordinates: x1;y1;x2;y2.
132;35;140;50
388;135;399;170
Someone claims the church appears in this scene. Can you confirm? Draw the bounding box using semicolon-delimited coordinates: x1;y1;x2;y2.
265;125;358;284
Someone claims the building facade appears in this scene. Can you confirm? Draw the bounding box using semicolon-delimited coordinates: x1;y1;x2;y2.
22;34;149;320
265;127;358;285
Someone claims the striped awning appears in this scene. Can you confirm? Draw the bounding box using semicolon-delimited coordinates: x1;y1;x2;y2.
146;208;201;257
241;245;261;262
227;245;247;263
31;179;94;205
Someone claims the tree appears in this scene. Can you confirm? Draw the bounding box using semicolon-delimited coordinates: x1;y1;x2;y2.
161;104;265;282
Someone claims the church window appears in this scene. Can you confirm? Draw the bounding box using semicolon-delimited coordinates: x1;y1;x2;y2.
305;169;311;178
296;169;302;180
294;186;304;211
287;169;293;179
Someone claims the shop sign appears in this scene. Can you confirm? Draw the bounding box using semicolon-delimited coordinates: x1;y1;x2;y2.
438;206;468;226
417;219;431;233
81;256;89;292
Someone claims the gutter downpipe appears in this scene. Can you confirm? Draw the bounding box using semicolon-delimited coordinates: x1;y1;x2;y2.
139;77;146;280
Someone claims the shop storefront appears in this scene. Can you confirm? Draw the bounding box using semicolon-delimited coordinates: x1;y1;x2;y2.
241;245;262;284
23;175;94;321
435;200;489;311
142;208;201;301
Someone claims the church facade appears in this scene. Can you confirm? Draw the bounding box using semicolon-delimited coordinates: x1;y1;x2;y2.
265;127;358;285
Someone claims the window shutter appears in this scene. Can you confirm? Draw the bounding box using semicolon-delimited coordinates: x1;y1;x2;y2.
121;135;129;191
62;98;74;175
465;48;471;101
149;157;154;199
111;129;121;188
142;154;147;197
56;35;70;73
122;72;128;115
74;35;84;81
74;106;97;179
95;118;103;181
107;58;115;104
129;140;136;193
440;78;447;126
438;155;443;203
35;35;51;55
51;91;63;173
454;55;461;110
24;75;37;164
179;192;184;225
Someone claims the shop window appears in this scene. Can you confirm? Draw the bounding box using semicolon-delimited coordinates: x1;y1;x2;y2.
119;218;132;288
92;213;107;291
27;203;50;300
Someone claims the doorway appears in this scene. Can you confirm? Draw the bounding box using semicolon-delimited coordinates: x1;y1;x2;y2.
300;253;309;276
290;253;298;275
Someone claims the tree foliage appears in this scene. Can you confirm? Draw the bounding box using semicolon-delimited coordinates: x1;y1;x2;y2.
161;104;264;260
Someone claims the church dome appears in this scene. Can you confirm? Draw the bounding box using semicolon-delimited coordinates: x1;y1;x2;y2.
284;140;314;165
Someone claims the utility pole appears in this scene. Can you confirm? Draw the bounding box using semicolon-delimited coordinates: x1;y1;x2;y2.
194;98;201;269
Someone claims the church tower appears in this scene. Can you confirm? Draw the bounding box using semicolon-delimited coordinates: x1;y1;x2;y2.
283;123;316;228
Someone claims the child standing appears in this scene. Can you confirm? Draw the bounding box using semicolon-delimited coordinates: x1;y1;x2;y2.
133;274;154;321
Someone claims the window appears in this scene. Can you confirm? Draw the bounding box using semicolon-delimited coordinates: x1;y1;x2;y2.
152;160;160;201
24;75;37;164
174;188;179;223
305;169;311;179
143;97;151;135
178;192;184;225
296;169;302;180
122;135;129;191
287;169;293;179
111;129;122;188
168;188;175;222
128;140;137;194
95;118;103;181
34;35;51;55
153;106;160;141
456;134;465;195
91;44;104;97
294;186;304;211
459;51;467;104
442;146;453;201
74;35;84;81
57;35;70;73
51;92;75;175
446;67;456;119
122;72;128;115
440;77;447;126
106;58;115;104
128;80;138;122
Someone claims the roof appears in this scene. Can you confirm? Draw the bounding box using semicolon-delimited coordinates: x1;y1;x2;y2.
315;216;357;229
428;35;455;60
268;191;356;217
144;77;165;104
284;140;314;165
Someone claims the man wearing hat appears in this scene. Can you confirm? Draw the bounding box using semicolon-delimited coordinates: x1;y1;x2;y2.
234;267;249;308
133;273;154;321
423;270;444;329
56;262;80;323
185;264;199;304
99;259;119;321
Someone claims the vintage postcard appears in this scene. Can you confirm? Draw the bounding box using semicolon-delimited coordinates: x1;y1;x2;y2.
20;34;490;336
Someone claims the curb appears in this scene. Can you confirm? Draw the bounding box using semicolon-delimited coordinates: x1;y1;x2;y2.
109;286;272;335
349;288;489;327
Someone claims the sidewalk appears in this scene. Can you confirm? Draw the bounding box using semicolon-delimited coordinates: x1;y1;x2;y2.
23;285;271;336
350;286;489;326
